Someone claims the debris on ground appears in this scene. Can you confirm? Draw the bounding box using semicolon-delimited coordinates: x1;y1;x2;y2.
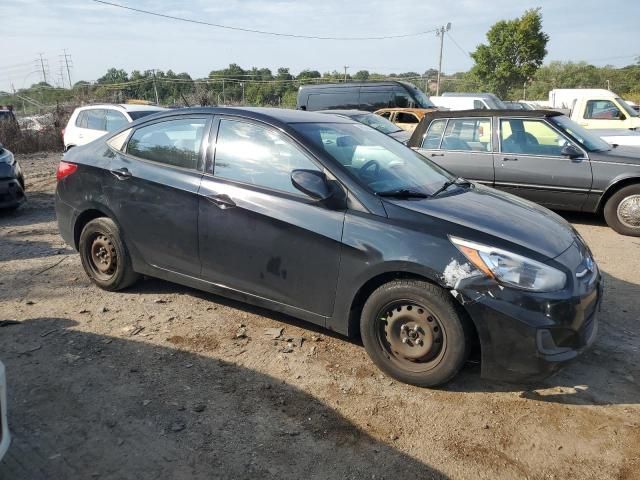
263;327;283;339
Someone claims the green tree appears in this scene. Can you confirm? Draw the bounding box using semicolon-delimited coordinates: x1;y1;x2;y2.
97;68;129;85
353;70;370;81
470;8;549;99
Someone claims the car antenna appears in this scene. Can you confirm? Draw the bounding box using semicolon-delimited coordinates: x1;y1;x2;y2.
180;93;191;108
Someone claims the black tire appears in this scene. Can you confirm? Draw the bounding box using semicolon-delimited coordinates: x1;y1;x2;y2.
79;217;139;291
360;280;470;387
603;184;640;236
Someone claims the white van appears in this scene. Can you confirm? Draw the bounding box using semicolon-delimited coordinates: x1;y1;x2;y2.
430;93;507;110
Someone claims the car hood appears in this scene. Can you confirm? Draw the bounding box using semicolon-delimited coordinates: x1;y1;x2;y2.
383;184;576;259
389;129;412;144
591;146;640;164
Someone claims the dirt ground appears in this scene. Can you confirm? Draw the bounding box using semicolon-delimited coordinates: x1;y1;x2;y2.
0;152;639;480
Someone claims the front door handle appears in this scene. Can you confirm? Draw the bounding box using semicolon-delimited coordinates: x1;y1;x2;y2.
431;153;445;157
111;167;132;179
205;193;236;209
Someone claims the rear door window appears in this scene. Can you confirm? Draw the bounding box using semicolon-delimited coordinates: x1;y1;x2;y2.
85;109;106;130
395;113;419;124
441;118;491;151
75;111;89;128
421;119;447;149
360;89;393;110
213;119;321;195
126;118;207;169
105;110;128;132
307;91;359;110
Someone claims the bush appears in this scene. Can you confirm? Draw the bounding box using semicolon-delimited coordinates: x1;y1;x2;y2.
0;122;64;154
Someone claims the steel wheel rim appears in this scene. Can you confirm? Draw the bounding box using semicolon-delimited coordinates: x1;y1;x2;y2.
87;233;117;280
375;300;447;373
617;194;640;229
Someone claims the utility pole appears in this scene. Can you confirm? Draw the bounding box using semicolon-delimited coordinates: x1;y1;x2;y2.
38;53;48;84
343;65;349;82
222;78;225;104
240;82;245;105
62;49;73;88
606;79;611;91
151;69;159;104
435;23;451;96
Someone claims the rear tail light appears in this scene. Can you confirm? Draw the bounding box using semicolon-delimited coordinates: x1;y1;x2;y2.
56;161;77;181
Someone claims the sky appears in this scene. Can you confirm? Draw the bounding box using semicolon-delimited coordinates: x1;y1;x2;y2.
1;0;639;92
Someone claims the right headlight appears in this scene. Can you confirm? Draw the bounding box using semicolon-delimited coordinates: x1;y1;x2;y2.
450;237;567;292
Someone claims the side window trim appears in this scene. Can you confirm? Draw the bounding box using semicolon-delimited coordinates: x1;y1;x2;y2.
121;114;213;172
210;116;325;197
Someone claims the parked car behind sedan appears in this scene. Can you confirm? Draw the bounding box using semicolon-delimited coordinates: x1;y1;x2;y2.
318;109;412;144
408;109;640;236
63;104;166;150
56;107;601;387
0;361;10;461
591;128;640;148
0;144;25;210
374;108;434;132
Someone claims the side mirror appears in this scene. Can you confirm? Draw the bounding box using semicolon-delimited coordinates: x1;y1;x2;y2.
291;169;332;201
561;144;582;159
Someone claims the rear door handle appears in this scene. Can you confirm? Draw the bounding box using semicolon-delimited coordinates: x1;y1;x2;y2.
205;193;236;209
110;167;132;179
431;153;445;157
502;157;518;162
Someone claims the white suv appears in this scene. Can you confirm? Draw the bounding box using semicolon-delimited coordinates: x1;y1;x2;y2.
63;104;166;150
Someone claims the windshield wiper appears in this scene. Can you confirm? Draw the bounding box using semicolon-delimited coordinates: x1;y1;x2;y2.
376;189;429;198
431;177;472;197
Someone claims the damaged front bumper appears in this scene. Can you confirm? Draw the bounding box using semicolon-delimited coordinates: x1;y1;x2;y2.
451;253;603;383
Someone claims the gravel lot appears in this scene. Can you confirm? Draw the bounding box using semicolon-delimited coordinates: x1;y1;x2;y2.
0;153;639;480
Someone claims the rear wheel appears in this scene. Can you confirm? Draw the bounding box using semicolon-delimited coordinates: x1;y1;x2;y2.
79;217;139;291
360;280;470;387
604;184;640;236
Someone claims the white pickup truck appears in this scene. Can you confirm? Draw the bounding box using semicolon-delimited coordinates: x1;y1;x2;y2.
548;89;640;130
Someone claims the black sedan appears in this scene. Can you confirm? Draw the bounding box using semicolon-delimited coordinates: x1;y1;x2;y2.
318;109;412;144
55;107;601;386
408;109;640;236
0;144;25;209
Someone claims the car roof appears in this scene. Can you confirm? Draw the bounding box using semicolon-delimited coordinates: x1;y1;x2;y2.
132;106;355;126
298;80;411;90
409;109;564;145
76;104;167;112
317;109;372;116
374;108;434;114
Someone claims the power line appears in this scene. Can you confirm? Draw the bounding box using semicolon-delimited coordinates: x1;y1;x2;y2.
92;0;439;40
446;32;471;59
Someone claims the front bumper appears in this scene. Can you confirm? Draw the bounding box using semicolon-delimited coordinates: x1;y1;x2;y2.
0;362;10;461
0;177;25;209
454;243;603;383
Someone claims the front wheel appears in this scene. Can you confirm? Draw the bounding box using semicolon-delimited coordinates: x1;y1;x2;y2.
604;184;640;236
360;280;470;387
79;217;139;291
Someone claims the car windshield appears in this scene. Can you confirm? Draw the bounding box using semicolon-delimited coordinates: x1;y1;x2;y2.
129;110;164;120
351;113;402;134
616;97;639;118
550;115;612;152
292;122;453;195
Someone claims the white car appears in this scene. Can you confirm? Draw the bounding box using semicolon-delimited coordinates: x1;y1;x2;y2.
63;104;166;150
0;361;9;461
593;129;640;148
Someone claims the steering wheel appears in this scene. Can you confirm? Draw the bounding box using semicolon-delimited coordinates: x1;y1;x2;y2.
359;160;380;181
